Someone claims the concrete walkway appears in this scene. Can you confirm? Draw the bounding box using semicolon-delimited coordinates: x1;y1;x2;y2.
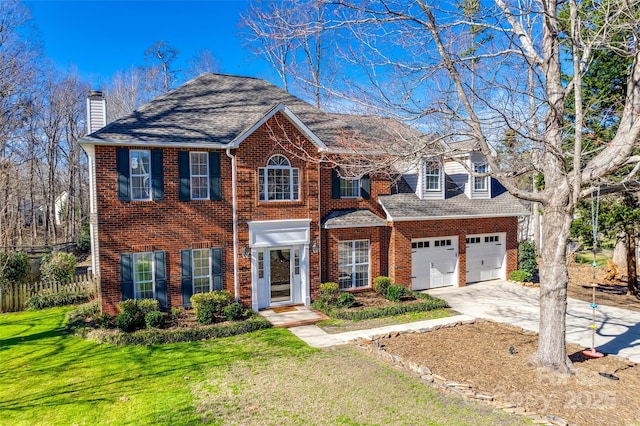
428;280;640;363
289;315;476;348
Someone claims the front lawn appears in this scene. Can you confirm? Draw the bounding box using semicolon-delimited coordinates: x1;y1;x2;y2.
0;307;524;425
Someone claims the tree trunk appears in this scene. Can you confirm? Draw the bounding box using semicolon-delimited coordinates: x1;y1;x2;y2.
533;206;575;373
613;233;627;276
625;230;638;296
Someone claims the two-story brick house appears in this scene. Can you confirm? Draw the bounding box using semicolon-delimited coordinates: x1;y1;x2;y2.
80;73;529;314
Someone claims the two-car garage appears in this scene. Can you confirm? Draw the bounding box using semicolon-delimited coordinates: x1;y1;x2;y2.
411;233;506;290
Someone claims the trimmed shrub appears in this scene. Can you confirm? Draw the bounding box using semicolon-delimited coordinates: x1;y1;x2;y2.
385;284;408;302
95;313;115;329
223;302;245;321
137;298;160;315
25;291;90;310
65;302;100;332
312;292;448;321
336;292;355;308
191;290;234;324
115;299;147;331
116;311;143;332
145;311;165;329
0;251;31;287
92;316;272;346
518;240;537;277
373;276;392;296
40;252;77;283
118;299;140;315
319;282;339;305
510;270;533;282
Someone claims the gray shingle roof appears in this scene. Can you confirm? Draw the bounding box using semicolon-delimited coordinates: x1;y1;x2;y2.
84;73;423;150
322;209;387;228
379;178;530;220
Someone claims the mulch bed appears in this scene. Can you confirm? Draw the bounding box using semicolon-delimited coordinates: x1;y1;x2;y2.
568;262;640;312
378;321;640;426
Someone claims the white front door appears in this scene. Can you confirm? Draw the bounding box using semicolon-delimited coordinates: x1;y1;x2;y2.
466;233;506;283
411;236;458;290
256;245;303;308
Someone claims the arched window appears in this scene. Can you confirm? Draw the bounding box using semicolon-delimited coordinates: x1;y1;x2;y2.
258;155;300;201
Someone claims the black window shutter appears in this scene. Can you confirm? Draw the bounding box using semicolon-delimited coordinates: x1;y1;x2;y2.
361;174;371;199
120;253;133;300
211;247;223;291
209;152;221;201
331;169;341;199
116;148;130;201
151;150;164;200
178;151;190;201
180;249;193;307
154;251;167;308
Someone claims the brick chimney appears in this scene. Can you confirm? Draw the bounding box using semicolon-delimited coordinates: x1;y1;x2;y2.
86;90;106;134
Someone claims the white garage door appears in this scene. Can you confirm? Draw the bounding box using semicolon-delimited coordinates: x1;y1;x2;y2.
411;236;458;290
466;233;506;283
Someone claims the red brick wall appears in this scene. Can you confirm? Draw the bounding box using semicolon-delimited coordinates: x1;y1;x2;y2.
389;217;519;287
95;112;323;314
318;167;390;219
322;227;390;288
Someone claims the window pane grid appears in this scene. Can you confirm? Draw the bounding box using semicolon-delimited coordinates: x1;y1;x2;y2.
192;249;211;294
130;150;151;200
424;160;441;191
340;178;360;198
338;240;370;290
260;155;299;201
190;152;209;200
474;163;488;191
133;252;153;299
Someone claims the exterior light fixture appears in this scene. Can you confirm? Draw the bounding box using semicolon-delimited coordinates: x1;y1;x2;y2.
311;238;319;254
241;246;250;258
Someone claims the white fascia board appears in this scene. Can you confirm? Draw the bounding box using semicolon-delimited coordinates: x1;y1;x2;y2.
323;222;387;229
78;137;227;149
387;211;531;222
377;198;395;222
230;103;328;151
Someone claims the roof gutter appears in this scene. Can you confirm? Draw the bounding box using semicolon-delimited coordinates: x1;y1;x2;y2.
78;137;228;149
226;147;240;303
385;212;530;222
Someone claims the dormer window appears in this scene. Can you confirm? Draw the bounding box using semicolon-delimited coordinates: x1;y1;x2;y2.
473;162;488;191
258;154;300;201
424;160;441;192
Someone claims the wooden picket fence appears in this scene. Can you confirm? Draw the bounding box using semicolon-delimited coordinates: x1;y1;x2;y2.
0;274;99;313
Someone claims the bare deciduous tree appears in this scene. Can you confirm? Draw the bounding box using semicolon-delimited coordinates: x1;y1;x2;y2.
300;0;640;373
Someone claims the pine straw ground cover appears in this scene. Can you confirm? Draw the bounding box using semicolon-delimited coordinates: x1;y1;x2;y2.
377;321;640;426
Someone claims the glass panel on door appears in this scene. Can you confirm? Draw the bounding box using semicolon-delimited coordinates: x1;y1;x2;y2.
270;248;291;303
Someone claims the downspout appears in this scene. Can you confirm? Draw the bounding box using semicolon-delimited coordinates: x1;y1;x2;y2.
226;147;240;302
317;154;324;288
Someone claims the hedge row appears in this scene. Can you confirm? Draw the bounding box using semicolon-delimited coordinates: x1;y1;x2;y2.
26;292;92;310
312;292;448;321
90;316;271;346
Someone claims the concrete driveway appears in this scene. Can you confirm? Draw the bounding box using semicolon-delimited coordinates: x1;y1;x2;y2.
427;280;640;363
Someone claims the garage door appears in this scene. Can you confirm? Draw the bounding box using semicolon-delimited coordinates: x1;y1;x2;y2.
466;233;505;283
411;236;458;290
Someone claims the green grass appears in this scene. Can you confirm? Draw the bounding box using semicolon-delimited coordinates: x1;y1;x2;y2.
0;307;313;425
317;308;452;333
0;307;525;425
574;251;610;267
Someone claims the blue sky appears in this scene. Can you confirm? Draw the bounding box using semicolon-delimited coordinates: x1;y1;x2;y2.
26;0;272;88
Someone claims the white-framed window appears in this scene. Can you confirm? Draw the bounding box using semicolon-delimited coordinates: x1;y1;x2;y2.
340;178;360;198
474;162;488;191
133;252;154;299
424;160;441;192
258;155;300;201
130;150;151;200
258;251;264;279
338;240;370;290
192;248;212;294
190;152;209;200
